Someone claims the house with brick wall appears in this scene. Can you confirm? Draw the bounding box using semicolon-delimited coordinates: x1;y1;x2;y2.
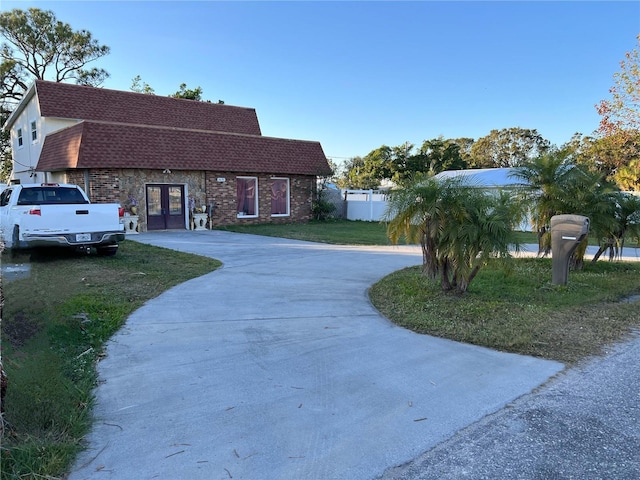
2;80;331;231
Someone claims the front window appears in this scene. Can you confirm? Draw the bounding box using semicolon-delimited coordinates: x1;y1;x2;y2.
270;178;290;216
30;121;37;142
17;128;23;148
237;177;258;217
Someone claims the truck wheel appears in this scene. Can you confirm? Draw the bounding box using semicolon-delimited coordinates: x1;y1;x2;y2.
12;225;19;249
96;245;119;257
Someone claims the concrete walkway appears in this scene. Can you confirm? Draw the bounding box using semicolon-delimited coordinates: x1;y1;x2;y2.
69;231;564;480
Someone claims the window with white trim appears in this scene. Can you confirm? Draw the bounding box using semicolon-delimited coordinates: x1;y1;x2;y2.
270;178;290;216
30;121;38;142
17;128;23;148
236;177;258;217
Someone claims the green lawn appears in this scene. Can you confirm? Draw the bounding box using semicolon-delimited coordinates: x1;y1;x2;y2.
217;219;402;245
370;259;640;365
1;242;220;479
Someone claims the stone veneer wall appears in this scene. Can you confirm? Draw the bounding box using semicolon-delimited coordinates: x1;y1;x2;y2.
63;168;315;231
119;169;207;232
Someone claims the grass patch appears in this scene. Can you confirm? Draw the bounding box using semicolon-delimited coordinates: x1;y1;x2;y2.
217;219;403;245
370;258;640;365
1;240;220;479
218;219;639;249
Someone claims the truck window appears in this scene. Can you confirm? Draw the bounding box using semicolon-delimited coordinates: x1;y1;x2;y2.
0;189;12;207
59;188;88;204
17;189;42;205
16;187;89;205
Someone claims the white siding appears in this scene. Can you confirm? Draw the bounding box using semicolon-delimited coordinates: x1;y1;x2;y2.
9;96;77;184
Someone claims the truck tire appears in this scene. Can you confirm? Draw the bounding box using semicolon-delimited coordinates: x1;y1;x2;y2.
96;245;119;257
12;224;19;249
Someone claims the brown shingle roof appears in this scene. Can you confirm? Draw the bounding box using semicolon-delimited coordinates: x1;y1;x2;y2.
34;80;262;135
37;121;332;176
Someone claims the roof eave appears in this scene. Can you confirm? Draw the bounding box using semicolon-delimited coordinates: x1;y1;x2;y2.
2;80;38;132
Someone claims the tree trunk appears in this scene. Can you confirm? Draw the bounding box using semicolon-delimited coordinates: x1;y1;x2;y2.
456;264;481;294
439;259;453;291
421;233;439;280
591;245;607;263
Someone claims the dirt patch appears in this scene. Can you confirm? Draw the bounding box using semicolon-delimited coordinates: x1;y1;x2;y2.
2;312;42;347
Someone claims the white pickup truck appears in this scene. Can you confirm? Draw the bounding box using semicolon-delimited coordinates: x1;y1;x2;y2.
0;183;125;256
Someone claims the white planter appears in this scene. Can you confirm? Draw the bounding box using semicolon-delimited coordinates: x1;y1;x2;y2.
120;215;139;234
192;213;208;230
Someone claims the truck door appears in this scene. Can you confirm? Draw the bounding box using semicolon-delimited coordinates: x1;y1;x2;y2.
146;184;186;230
0;188;15;238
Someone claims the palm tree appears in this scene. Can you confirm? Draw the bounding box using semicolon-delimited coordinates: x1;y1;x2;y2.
384;174;521;294
559;167;618;268
510;151;574;256
591;193;640;262
512;153;630;268
384;173;445;280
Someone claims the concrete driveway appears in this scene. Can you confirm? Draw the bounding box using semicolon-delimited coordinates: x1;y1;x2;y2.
69;231;563;480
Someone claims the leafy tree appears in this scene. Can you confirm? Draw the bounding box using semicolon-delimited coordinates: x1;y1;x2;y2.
0;103;11;181
590;36;640;192
0;8;110;101
346;138;470;189
596;34;640;135
566;130;640;189
470;127;551;168
388;142;416;183
0;8;110;180
333;157;354;189
132;79;224;103
130;74;155;94
449;137;474;166
170;83;204;101
311;184;337;221
169;83;225;104
417;136;469;174
385;174;521;294
348;148;392;189
559;132;592;162
325;158;340;184
615;158;640;191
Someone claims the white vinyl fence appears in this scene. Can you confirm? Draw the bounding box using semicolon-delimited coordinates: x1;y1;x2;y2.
345;189;389;222
344;188;534;231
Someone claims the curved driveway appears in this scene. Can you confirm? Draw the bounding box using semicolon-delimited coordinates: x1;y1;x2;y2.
69;231;563;480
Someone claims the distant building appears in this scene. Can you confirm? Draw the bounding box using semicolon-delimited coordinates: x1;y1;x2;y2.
433;167;527;188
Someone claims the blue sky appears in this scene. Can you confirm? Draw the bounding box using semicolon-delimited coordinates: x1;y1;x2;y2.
3;1;639;165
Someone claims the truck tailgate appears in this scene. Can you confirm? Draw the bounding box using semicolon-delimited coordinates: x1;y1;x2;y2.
19;204;123;234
